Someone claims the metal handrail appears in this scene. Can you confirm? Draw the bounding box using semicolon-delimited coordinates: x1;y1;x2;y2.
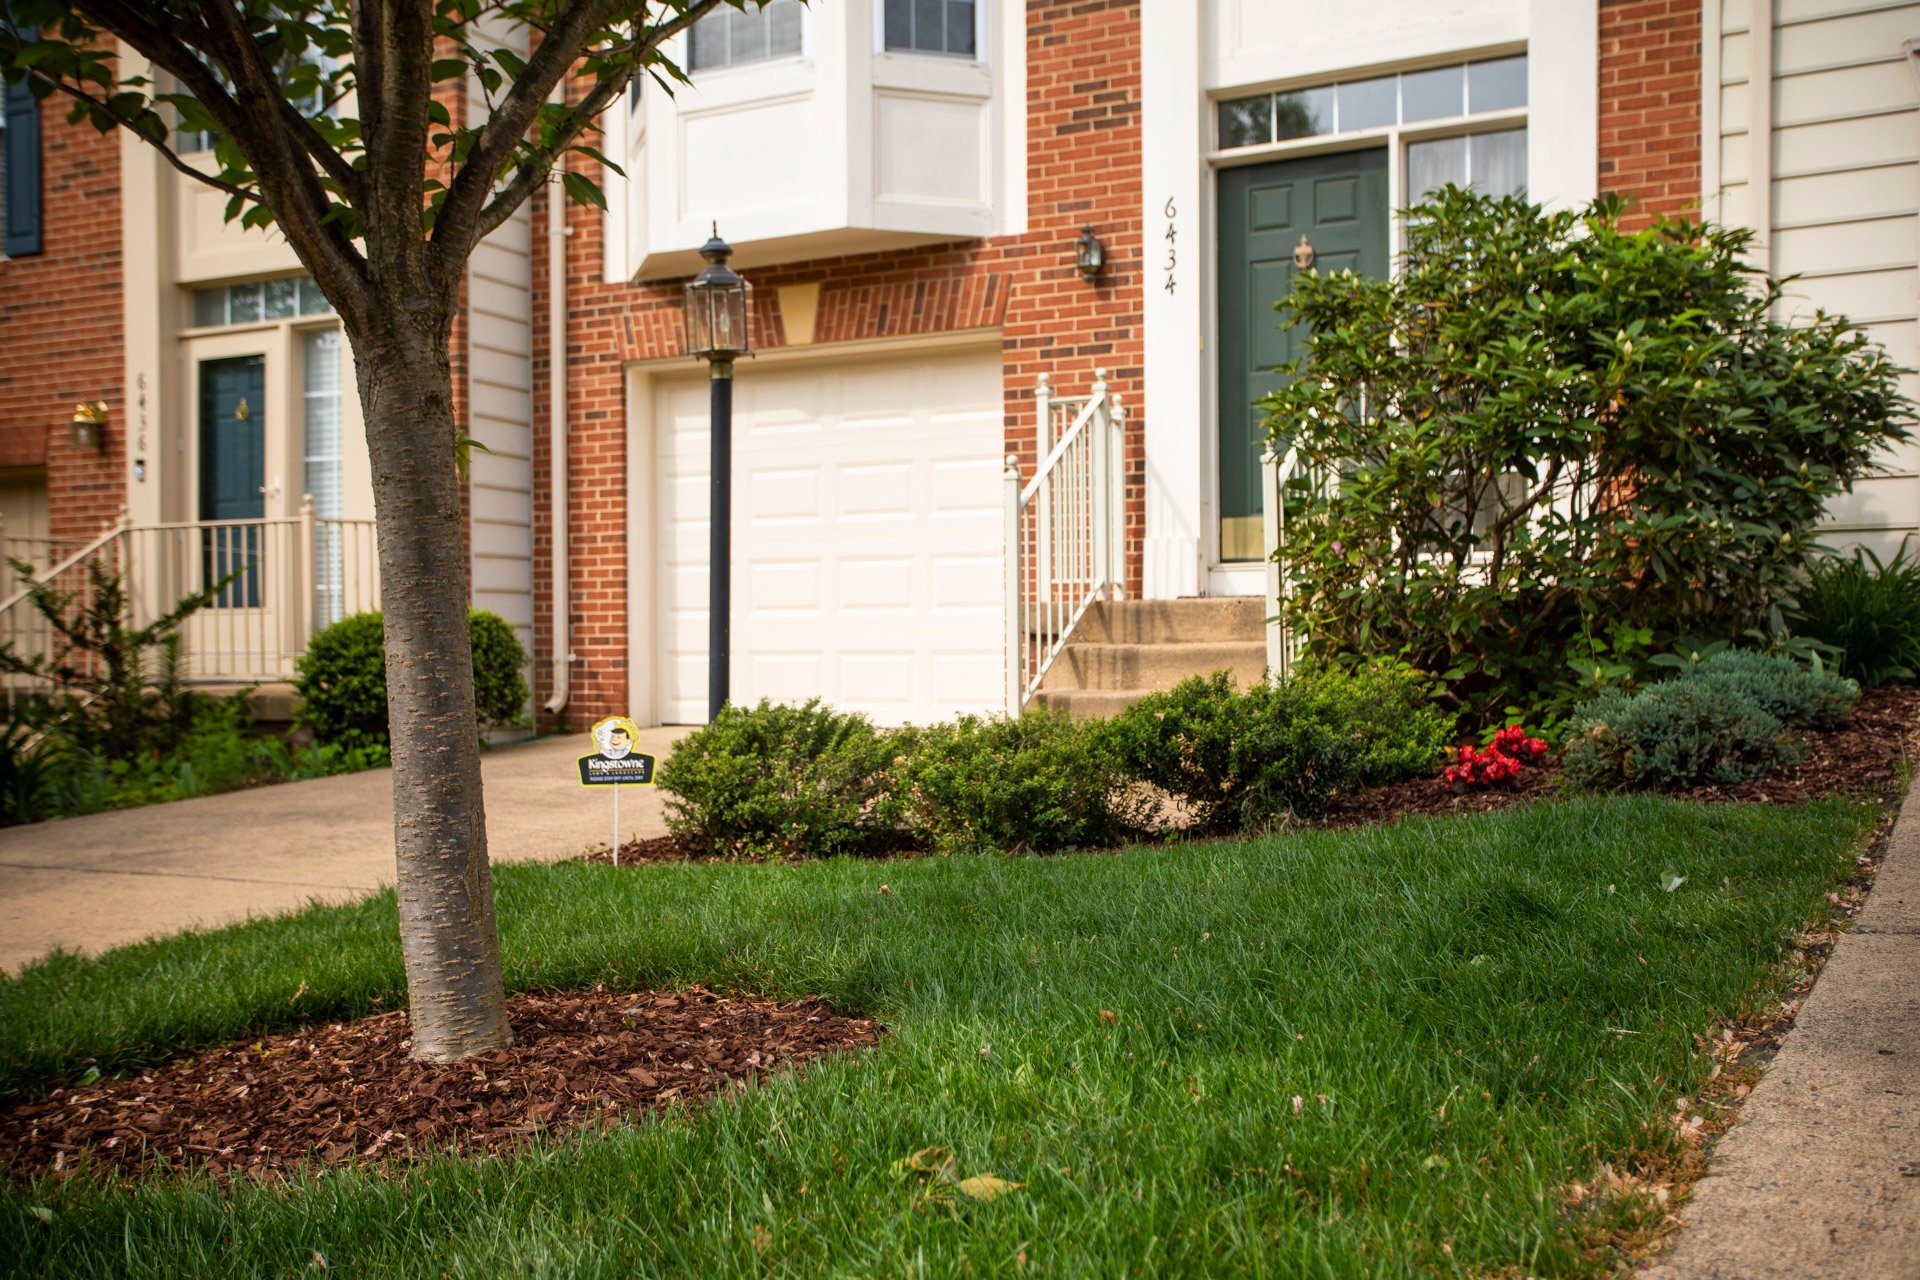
1004;369;1125;713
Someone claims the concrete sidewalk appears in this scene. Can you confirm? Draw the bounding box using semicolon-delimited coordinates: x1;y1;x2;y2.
0;728;688;974
1646;785;1920;1279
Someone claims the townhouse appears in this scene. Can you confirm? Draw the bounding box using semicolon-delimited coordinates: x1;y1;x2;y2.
3;1;1916;730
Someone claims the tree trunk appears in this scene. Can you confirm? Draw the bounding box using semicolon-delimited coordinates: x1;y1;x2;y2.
353;314;511;1063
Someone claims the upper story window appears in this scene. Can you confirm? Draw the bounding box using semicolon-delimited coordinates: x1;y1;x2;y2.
2;75;42;257
689;0;803;72
175;55;339;155
884;0;976;58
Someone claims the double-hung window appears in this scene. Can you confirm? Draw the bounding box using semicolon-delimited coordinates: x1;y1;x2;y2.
884;0;976;58
689;0;803;72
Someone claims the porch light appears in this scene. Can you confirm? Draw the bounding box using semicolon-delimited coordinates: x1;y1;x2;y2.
682;226;753;363
68;401;109;451
681;226;753;724
1074;225;1107;280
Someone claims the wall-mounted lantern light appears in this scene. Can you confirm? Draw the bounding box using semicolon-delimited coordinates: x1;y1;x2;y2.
681;226;754;724
1074;225;1107;281
69;401;109;451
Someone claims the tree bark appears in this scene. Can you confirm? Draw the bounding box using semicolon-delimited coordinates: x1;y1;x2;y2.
352;311;511;1063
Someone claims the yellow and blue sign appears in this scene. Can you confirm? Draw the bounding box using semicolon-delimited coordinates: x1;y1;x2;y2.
578;716;656;787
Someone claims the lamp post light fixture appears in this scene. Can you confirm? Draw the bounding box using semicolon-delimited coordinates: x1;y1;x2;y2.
682;226;753;723
1074;225;1107;281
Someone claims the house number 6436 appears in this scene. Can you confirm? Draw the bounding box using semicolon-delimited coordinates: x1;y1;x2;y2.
1162;197;1177;295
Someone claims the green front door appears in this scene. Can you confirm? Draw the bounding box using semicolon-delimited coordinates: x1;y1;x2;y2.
199;355;266;607
1216;148;1388;560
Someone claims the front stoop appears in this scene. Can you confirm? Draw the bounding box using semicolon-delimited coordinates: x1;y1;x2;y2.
1031;598;1266;719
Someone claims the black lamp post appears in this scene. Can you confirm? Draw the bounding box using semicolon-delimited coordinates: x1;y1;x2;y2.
683;226;753;723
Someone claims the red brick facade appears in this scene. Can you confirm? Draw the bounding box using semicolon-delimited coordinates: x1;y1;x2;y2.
1598;0;1703;228
533;0;1147;727
0;91;124;543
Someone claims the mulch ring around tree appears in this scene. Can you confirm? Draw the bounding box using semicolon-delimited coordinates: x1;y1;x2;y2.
0;987;880;1182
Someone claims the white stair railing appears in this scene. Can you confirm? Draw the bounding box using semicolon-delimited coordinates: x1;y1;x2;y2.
1005;369;1125;713
0;497;379;699
1261;443;1323;682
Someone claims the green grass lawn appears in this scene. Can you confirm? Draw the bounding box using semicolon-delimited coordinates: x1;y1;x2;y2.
0;795;1877;1278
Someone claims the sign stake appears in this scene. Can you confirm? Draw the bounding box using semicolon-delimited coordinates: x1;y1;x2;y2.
580;716;655;866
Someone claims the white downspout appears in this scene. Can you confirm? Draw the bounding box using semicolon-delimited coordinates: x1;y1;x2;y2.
543;96;571;715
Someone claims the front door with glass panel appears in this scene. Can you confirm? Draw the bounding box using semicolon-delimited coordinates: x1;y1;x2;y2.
1216;150;1389;562
198;355;266;607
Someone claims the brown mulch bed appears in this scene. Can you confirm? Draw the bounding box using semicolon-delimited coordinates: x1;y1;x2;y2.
1318;684;1920;830
0;987;878;1182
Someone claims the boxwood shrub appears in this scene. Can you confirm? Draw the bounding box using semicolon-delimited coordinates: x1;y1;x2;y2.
658;699;906;859
1096;664;1454;833
293;609;529;751
899;709;1146;855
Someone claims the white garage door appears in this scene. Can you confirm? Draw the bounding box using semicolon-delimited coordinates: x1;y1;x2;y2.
655;346;1005;725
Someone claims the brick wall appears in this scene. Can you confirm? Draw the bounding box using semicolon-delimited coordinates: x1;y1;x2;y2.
0;91;124;542
1598;0;1703;228
534;0;1146;727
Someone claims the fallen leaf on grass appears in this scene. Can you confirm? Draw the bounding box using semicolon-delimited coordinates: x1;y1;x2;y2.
894;1145;959;1183
955;1174;1023;1201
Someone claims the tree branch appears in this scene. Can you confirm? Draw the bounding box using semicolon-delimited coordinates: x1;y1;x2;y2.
66;0;372;327
23;67;262;206
435;0;731;267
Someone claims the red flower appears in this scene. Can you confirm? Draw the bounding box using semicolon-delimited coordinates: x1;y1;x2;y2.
1443;725;1550;791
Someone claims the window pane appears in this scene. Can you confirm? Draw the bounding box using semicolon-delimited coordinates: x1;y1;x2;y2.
193;289;226;327
1274;87;1332;140
885;0;911;48
1218;96;1272;149
1408;135;1467;201
262;277;297;320
689;12;726;69
1401;65;1464;122
945;0;976;56
913;0;942;50
1470;128;1528;196
1336;75;1396;131
303;329;345;625
298;278;333;315
729;5;763;60
228;283;262;323
1468;55;1527;112
769;0;804;56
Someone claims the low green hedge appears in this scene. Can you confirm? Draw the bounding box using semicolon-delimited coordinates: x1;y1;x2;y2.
293;609;529;751
900;709;1147;855
658;699;905;859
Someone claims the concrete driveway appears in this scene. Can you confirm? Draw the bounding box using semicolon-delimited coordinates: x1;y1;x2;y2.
0;728;689;974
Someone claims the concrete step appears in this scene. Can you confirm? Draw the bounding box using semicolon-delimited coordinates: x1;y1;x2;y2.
1032;688;1159;720
1073;597;1264;645
1043;641;1267;694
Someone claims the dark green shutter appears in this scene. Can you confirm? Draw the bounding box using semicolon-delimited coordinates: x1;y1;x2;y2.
3;77;41;258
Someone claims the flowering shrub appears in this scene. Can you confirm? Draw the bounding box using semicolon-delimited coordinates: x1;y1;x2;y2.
1443;725;1550;791
1489;725;1549;764
1262;187;1912;725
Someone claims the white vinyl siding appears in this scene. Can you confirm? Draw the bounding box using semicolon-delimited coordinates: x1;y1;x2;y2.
465;17;536;663
1712;0;1920;559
